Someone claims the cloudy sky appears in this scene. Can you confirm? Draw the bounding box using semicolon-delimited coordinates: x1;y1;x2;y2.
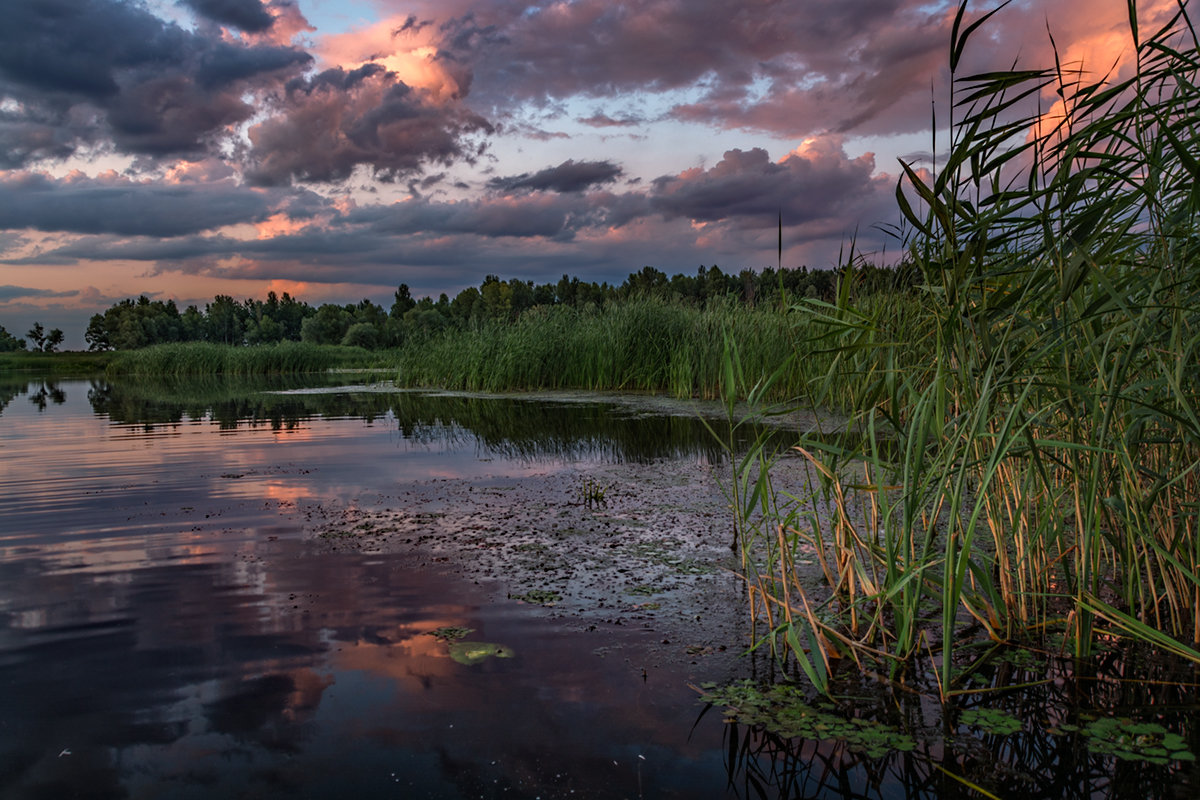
0;0;1167;345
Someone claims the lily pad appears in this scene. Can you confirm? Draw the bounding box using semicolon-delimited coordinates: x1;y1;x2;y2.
428;626;475;642
448;641;515;665
1054;716;1197;765
960;707;1022;736
700;680;915;759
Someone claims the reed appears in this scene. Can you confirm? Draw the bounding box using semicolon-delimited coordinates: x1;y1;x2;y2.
395;295;834;400
0;350;115;374
106;341;388;376
727;0;1200;693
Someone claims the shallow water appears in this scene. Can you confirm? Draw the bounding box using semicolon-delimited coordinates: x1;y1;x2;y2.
0;376;752;798
3;375;1197;800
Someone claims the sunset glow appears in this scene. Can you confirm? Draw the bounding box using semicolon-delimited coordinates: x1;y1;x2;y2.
0;0;1163;346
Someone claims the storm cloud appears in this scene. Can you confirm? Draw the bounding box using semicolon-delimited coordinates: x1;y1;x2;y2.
0;0;312;164
650;140;890;229
0;171;315;237
487;159;624;194
244;64;494;185
182;0;276;33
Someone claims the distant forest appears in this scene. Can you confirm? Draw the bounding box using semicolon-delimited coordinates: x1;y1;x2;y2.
82;262;912;351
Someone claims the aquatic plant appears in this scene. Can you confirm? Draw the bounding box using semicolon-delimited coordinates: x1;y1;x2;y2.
575;476;609;507
394;295;814;401
508;589;561;605
427;626;475;642
699;680;916;759
447;641;515;665
107;341;390;376
722;0;1200;697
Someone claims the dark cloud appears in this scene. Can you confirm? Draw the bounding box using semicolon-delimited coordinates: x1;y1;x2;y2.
195;43;310;90
432;0;950;137
0;114;80;169
0;171;317;237
182;0;275;33
244;65;494;185
0;284;74;301
577;113;642;128
650;140;892;233
487;159;623;194
0;0;310;165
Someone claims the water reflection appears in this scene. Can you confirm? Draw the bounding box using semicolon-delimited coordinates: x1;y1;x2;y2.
0;376;67;415
711;645;1200;799
0;539;732;799
77;375;794;463
0;374;747;798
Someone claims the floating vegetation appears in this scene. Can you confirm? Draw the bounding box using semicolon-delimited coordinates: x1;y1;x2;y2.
625;584;660;597
699;680;915;759
509;589;561;605
428;626;475;642
959;707;1022;736
1053;717;1196;766
701;638;1200;797
447;641;515;666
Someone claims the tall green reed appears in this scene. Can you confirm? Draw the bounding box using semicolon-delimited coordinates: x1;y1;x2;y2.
107;341;380;376
731;0;1200;694
395;296;812;400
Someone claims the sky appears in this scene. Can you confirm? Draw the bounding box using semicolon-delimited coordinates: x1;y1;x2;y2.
0;0;1174;346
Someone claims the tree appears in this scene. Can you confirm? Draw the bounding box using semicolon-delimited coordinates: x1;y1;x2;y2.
390;284;416;318
0;324;25;352
205;295;245;345
341;322;380;349
85;314;111;351
300;304;352;345
26;322;46;352
45;328;64;353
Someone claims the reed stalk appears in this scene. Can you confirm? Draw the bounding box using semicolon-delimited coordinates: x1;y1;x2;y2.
727;0;1200;693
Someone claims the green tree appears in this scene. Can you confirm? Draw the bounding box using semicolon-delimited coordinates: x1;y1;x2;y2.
390;284;416;318
0;324;25;352
45;328;64;352
341;322;379;349
205;295;245;345
300;304;352;345
25;322;46;352
450;286;482;322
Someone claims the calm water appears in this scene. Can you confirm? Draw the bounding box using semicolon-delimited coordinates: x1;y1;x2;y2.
3;376;1197;800
0;375;768;800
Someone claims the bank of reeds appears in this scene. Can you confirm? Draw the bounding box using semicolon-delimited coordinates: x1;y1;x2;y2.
0;350;115;374
729;0;1200;694
395;295;896;401
107;341;387;376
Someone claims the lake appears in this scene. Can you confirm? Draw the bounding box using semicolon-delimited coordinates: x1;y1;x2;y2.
0;374;783;799
2;374;1197;799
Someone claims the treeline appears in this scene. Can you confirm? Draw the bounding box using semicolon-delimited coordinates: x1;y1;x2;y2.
83;262;911;351
0;322;64;352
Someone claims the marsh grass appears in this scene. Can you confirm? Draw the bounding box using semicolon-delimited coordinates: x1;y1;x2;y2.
726;0;1200;694
0;350;114;374
107;341;389;376
394;296;818;400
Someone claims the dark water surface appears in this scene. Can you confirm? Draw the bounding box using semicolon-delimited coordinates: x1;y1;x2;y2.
5;376;1198;800
1;376;761;799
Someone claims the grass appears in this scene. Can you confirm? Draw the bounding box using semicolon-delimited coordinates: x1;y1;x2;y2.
106;341;394;376
0;350;115;374
719;0;1200;695
394;296;818;400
